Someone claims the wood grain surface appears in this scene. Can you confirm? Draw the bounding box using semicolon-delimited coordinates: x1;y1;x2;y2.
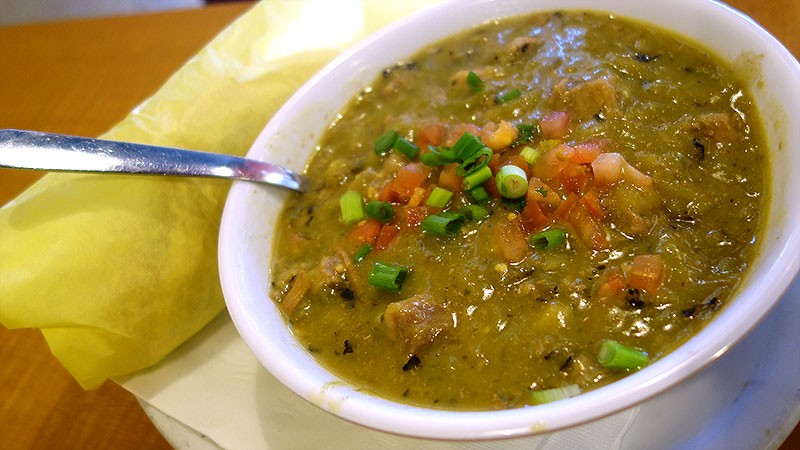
0;3;252;449
0;1;797;449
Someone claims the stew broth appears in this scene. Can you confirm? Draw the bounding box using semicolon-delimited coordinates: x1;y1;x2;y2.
270;11;768;410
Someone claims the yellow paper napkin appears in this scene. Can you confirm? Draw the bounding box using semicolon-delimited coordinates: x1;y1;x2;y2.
0;0;441;389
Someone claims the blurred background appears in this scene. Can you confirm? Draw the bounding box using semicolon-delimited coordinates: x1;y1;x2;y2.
0;0;241;26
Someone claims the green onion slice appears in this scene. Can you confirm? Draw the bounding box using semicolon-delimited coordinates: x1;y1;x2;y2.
420;145;459;167
425;186;453;208
520;145;543;165
463;165;492;191
529;385;581;405
365;201;394;222
374;130;400;155
529;228;567;250
394;137;419;159
421;211;466;237
495;165;529;199
468;185;490;204
339;191;365;224
451;132;486;161
422;133;493;177
460;204;490;221
420;151;448;166
368;261;409;292
495;88;522;104
353;244;372;263
597;339;649;370
466;71;484;93
457;147;493;177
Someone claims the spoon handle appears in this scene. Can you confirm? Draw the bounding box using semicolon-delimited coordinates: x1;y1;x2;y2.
0;129;307;192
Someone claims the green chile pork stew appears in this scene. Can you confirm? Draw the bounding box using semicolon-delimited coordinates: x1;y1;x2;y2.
269;11;768;410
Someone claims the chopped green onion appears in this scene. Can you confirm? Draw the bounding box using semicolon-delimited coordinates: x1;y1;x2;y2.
462;165;492;190
597;339;649;370
374;130;400;155
520;145;543;165
423;133;492;176
457;147;493;177
421;211;466;237
512;123;539;147
353;244;372;263
460;204;490;221
339;191;365;224
425;186;453;208
394;137;419;159
366;201;394;222
529;385;581;405
420;145;458;166
451;132;486;161
466;71;484;92
468;186;490;204
529;228;567;250
420;151;448;166
495;88;522;104
495;165;529;199
368;261;409;292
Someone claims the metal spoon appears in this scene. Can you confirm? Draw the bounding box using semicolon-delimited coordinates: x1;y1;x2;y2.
0;129;308;192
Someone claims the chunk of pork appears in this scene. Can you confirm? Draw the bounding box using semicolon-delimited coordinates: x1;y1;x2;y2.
383;294;451;355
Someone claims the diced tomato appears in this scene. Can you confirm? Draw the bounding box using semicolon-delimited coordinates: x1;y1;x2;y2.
566;201;608;250
552;192;580;222
348;219;382;245
592;267;627;301
392;163;430;201
560;161;594;194
483;175;502;199
590;152;625;188
533;143;574;180
527;177;561;209
378;180;400;203
570;137;609;164
416;123;446;148
446;123;481;146
375;224;401;250
591;152;654;190
438;163;463;193
540;111;571;139
488;153;502;174
520;198;551;233
628;254;666;292
492;218;529;263
404;205;435;228
580;188;604;219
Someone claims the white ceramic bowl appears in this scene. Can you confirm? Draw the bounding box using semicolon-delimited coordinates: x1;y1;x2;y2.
219;0;800;440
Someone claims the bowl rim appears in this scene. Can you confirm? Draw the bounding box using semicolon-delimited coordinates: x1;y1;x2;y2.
219;0;800;440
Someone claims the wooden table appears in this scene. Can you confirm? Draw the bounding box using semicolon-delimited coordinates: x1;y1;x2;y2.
0;1;798;448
